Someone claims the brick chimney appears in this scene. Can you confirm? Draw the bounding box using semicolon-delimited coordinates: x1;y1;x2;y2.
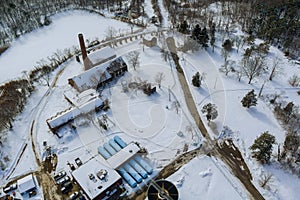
78;33;87;62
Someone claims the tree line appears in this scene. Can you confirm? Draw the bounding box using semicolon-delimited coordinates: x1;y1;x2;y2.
164;0;300;58
0;0;146;46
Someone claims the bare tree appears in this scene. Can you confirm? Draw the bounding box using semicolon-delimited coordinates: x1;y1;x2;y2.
241;55;265;84
269;56;283;81
105;26;117;40
127;51;140;70
288;74;300;87
221;48;230;62
259;173;273;189
220;60;236;76
155;72;165;88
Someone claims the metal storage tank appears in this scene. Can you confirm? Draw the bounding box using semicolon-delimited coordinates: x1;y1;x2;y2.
114;136;127;148
109;139;122;152
118;167;137;188
129;160;148;179
98;146;111;159
134;156;153;175
123;163;143;183
104;143;117;156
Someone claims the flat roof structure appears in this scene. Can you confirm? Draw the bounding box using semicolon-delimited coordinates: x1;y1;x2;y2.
88;47;116;67
72;156;122;200
107;143;140;169
46;97;104;131
64;88;99;107
17;174;36;194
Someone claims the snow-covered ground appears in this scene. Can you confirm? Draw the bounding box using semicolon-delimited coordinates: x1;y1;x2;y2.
0;4;299;200
0;10;133;84
168;156;242;200
177;28;299;199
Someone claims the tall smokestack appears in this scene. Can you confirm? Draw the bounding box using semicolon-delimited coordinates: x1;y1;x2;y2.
78;33;87;62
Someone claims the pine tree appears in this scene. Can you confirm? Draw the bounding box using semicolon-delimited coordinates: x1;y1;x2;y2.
192;72;201;87
222;39;233;51
241;89;257;108
178;20;189;34
201;103;218;122
250;131;276;164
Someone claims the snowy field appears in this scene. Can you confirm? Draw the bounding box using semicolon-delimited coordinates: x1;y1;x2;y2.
168;156;242;200
177;29;300;199
0;10;133;84
0;3;299;200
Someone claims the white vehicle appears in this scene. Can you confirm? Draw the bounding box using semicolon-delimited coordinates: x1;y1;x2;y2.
69;191;79;200
56;176;70;185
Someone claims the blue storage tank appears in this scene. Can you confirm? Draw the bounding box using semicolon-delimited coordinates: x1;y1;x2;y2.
114;136;127;148
123;163;143;183
129;160;148;179
109;139;122;152
118;167;137;188
98;147;111;160
134;156;153;175
103;143;117;156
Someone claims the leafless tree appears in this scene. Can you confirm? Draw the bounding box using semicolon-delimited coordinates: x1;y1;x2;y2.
221;48;230;62
241;55;266;84
105;26;117;40
155;72;165;88
288;74;300;87
269;56;283;81
259;173;273;190
127;51;140;70
220;60;236;76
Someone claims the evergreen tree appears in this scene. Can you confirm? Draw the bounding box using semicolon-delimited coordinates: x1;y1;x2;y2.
178;20;189;34
250;131;276;164
192;72;201;87
222;39;233;52
199;27;209;48
241;90;257;108
191;24;201;42
201;103;218;122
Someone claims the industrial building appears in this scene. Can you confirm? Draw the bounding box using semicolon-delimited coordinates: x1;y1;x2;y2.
68;57;127;92
17;174;36;195
98;136;153;189
71;157;122;200
46;96;107;133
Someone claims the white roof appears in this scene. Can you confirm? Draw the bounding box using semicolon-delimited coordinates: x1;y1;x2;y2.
72;156;121;200
64;88;98;107
17;174;36;194
107;143;140;169
47;97;103;129
69;62;112;92
88;47;116;66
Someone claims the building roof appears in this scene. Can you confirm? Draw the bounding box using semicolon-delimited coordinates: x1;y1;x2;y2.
17;174;36;194
47;97;103;130
72;156;121;200
64;88;99;107
88;47;116;66
69;62;112;92
107;143;140;169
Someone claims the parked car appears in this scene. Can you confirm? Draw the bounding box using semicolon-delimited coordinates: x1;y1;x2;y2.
77;194;86;200
29;190;37;197
69;191;79;200
61;182;73;194
3;183;17;193
75;158;82;167
56;176;70;185
54;171;66;181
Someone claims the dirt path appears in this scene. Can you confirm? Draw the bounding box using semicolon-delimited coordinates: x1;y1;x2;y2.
167;43;265;200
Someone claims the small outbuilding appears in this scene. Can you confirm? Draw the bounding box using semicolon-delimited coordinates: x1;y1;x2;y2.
17;174;36;195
